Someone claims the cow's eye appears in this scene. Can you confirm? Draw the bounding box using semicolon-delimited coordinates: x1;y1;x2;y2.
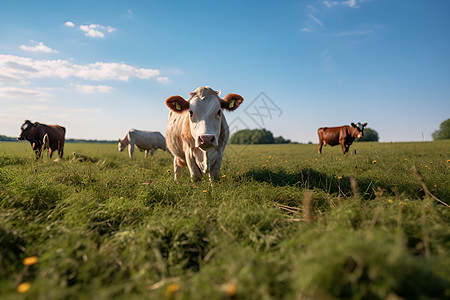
189;110;193;117
217;110;221;117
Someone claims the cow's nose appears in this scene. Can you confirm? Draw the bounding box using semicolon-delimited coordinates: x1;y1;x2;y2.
198;135;216;149
199;134;215;144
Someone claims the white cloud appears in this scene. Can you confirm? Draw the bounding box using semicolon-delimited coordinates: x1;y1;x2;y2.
19;41;57;54
323;1;339;8
72;84;115;94
156;76;169;83
330;29;373;37
65;21;75;27
0;87;48;99
79;24;116;38
301;27;312;33
309;14;324;27
342;0;359;8
0;54;162;83
306;5;318;12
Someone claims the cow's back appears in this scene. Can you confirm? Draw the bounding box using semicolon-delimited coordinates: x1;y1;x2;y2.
37;124;65;148
318;126;349;146
129;129;165;150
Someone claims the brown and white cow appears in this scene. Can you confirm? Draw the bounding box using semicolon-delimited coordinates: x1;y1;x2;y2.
18;120;66;160
318;122;367;155
165;86;243;181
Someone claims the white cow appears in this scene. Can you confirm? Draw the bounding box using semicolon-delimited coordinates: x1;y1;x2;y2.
165;86;243;181
118;129;167;158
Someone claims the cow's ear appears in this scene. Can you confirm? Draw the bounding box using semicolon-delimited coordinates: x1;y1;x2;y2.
32;122;38;127
166;95;189;113
362;123;367;127
221;93;244;111
351;123;357;128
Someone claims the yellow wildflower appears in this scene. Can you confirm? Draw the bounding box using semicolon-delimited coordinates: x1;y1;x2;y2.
17;282;31;293
203;190;207;193
388;199;393;203
23;256;38;266
372;160;376;164
337;176;342;179
226;283;237;296
222;175;226;178
165;283;179;298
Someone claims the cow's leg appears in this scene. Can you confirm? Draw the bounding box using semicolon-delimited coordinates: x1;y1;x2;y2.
318;141;323;154
209;161;222;181
342;143;350;155
48;147;53;158
58;145;64;159
185;155;202;181
128;143;135;158
144;150;149;158
173;157;186;181
345;145;350;154
150;148;155;156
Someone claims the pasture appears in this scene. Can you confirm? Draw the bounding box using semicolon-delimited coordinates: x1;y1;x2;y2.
1;140;449;299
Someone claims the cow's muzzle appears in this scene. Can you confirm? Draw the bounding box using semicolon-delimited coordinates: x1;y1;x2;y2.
198;134;216;151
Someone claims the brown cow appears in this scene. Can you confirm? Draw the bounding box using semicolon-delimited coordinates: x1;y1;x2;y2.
165;86;243;181
18;120;66;160
318;122;367;155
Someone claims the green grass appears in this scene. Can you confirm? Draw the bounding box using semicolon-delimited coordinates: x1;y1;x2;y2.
0;140;449;299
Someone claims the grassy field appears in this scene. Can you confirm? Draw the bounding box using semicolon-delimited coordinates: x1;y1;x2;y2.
0;140;449;299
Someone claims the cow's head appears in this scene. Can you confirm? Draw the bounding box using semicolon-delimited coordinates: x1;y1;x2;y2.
351;122;367;138
165;86;243;151
18;120;36;141
118;139;126;152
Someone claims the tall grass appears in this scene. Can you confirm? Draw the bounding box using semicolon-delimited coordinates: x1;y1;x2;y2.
0;140;449;299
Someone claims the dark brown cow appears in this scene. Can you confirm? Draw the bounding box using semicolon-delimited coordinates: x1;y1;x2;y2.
318;122;367;155
18;120;66;159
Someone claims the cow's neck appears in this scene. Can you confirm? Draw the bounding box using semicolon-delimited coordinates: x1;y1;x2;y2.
121;135;129;145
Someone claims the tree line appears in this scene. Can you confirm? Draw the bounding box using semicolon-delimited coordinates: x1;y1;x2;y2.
229;129;293;145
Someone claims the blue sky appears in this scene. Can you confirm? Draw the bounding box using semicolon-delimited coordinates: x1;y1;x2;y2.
0;0;449;143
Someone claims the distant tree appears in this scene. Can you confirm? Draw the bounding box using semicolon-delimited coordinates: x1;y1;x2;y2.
356;128;379;142
432;119;450;140
0;135;17;142
273;135;291;144
230;129;275;144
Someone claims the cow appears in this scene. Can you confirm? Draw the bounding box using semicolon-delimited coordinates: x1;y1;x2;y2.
118;129;167;158
318;122;367;155
18;120;66;160
165;86;243;181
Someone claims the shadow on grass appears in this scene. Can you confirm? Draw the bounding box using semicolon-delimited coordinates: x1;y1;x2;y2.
244;167;375;198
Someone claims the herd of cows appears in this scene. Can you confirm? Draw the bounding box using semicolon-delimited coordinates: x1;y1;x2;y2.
16;86;367;181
